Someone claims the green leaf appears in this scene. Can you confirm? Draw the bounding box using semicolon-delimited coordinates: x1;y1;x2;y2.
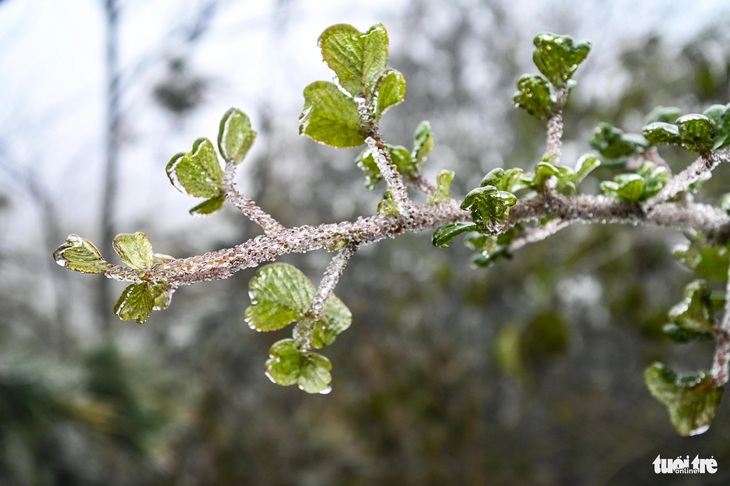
150;281;172;311
312;295;352;348
265;339;303;386
461;186;517;231
218;108;256;164
532;33;591;88
244;263;315;332
265;339;332;394
589;123;649;162
466;231;514;267
53;234;109;274
166;138;224;198
673;233;730;282
514;74;555;120
356;144;414;189
412;121;434;167
112;232;155;270
480;168;525;192
644;106;681;124
189;196;226;216
114;283;154;324
428;170;454;205
643;122;681;146
299;81;365;148
709;104;730;150
601;175;644;202
663;280;716;343
573;154;600;184
644;363;724;436
432;221;477;248
377;191;399;215
318;23;389;97
373;69;406;121
676;114;715;155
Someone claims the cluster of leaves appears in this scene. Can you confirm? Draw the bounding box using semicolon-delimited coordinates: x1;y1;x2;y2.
166;108;256;215
53;232;172;323
245;263;351;394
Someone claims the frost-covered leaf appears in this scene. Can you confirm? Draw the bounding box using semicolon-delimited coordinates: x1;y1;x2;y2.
514;74;555;120
265;339;332;394
461;186;517;231
53;234;109;275
218;108;256;164
428;170;454;205
643;122;681;146
245;263;315;332
112;232;155;270
312;295;352;348
412;121;434;167
480;168;525;192
189;196;226;216
673;233;730;282
114;283;154;324
150;281;173;311
166;138;223;198
373;69;406;121
601;162;668;202
663;280;715;343
574;154;600;184
589;123;649;162
676;114;715;155
532;33;591;88
318;23;389;97
299;81;365;148
645;363;724;436
432;221;477;248
377;191;398;215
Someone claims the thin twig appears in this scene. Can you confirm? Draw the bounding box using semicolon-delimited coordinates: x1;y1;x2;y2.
223;162;285;234
366;134;412;213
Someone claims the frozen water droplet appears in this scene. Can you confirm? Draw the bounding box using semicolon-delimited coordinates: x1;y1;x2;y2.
689;424;710;436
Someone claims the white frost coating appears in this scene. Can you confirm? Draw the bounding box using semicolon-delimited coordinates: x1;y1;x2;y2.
365;136;412;213
166;154;190;196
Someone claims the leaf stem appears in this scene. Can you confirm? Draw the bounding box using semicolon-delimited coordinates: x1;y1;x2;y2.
646;148;729;207
366;133;412;213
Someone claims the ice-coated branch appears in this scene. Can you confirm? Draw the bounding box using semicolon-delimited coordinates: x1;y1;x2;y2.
295;243;357;350
545;87;567;164
646;148;730;207
508;219;572;253
223;162;285;234
366;134;412;213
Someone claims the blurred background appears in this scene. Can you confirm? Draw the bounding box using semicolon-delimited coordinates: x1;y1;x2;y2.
2;0;730;484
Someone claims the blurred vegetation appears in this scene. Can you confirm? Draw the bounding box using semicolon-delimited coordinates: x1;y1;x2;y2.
3;0;730;484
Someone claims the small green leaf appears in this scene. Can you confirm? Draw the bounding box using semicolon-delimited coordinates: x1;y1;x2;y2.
377;191;399;215
663;280;715;343
189;196;226;216
412;121;434;167
643;122;681;146
150;281;172;311
573;154;600;184
644;363;724;436
428;170;454;205
114;283;154;324
480;168;525;192
673;233;730;282
532;33;591;88
466;232;514;268
514;74;555;120
265;339;303;387
710;105;730;150
432;221;477;248
461;186;517;231
312;295;352;349
676;114;715;155
53;234;109;274
112;232;155;270
244;263;315;332
218;108;256;164
265;339;333;394
299;81;365;148
589;123;649;162
601;174;644;202
644;106;682;124
373;69;406;121
166;138;224;198
318;23;389;97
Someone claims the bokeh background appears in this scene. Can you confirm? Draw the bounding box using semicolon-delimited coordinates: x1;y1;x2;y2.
2;0;730;484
